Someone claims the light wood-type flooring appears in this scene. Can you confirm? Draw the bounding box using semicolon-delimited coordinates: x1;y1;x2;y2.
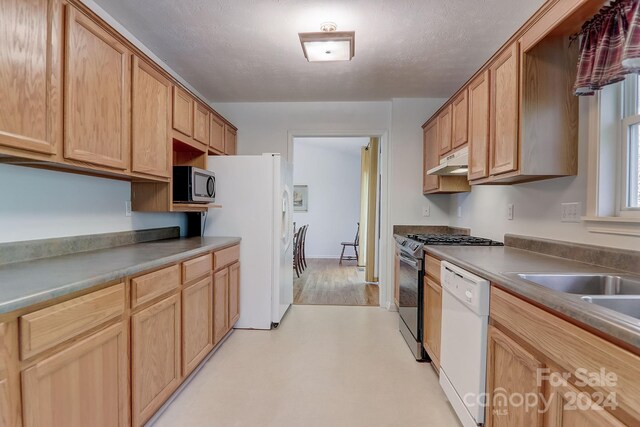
152;306;460;427
293;258;379;306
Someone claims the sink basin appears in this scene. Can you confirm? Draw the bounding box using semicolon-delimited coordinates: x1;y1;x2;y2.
516;273;640;295
582;296;640;320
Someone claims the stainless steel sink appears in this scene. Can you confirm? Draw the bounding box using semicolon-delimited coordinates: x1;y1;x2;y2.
581;296;640;320
515;273;640;295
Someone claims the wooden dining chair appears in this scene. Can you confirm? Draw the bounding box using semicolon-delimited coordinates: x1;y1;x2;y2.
339;223;359;265
300;224;309;270
293;227;302;278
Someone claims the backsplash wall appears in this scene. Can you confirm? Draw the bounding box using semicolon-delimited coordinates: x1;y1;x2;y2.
0;164;186;243
447;98;639;251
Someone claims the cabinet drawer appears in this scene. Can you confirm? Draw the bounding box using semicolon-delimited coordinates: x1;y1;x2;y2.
131;265;180;308
182;254;212;284
425;254;441;282
213;245;240;271
20;284;125;360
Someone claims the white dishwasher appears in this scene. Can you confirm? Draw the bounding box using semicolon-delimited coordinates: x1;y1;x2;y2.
439;261;490;427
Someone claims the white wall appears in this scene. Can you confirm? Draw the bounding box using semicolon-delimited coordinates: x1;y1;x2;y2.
292;137;365;258
0;164;186;243
449;98;640;251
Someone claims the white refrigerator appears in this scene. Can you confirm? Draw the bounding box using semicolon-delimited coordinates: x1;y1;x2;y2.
204;154;294;329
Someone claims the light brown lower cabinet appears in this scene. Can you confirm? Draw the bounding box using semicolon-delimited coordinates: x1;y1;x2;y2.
423;277;442;371
0;322;21;427
213;268;229;345
132;293;181;427
545;372;626;427
228;262;241;326
487;286;640;426
182;276;214;376
21;323;128;427
486;326;544;427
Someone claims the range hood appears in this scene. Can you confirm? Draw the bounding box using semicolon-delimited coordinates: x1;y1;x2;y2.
427;146;469;176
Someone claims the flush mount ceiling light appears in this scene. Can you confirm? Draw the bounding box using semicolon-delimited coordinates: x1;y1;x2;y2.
299;22;355;62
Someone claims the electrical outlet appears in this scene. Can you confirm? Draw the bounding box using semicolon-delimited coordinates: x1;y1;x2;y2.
422;205;430;217
561;202;581;222
457;206;462;218
125;201;132;217
507;204;514;220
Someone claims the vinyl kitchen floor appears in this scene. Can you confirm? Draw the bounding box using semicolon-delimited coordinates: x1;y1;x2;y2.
152;305;460;427
293;258;379;306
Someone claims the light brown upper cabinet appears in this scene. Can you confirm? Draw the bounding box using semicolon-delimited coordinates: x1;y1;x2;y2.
0;0;62;157
209;114;225;154
489;43;519;177
131;57;172;179
64;6;131;170
225;125;237;155
423;120;440;194
193;101;210;145
437;105;453;156
451;90;468;149
172;86;193;138
423;119;470;195
468;70;490;181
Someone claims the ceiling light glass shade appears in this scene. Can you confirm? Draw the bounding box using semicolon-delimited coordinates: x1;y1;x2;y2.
299;31;355;62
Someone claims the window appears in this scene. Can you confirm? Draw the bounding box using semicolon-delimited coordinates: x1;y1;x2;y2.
621;75;640;211
585;75;640;234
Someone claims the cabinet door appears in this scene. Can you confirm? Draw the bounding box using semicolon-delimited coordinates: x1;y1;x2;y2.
468;70;490;181
489;43;519;176
224;125;237;155
437;104;453;156
132;293;181;427
182;276;213;376
452;90;468;149
545;372;625;427
213;268;229;345
22;324;128;427
172;86;193;137
0;0;62;156
228;262;240;327
0;322;21;427
423;277;442;370
193;102;209;145
131;57;171;178
486;326;544;427
64;6;130;170
209;114;225;154
423;120;440;193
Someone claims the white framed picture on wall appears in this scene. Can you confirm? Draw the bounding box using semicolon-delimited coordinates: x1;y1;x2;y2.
293;185;308;212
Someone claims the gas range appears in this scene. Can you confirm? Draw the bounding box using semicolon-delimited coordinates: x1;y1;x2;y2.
407;233;504;247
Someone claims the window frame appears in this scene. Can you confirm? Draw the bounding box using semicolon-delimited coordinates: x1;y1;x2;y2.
584;75;640;236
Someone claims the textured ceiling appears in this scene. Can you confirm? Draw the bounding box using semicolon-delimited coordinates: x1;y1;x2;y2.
93;0;545;102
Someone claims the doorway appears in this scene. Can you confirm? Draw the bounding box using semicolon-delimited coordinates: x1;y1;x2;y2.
291;136;381;306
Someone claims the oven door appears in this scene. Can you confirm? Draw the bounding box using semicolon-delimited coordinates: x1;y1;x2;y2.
398;253;422;343
191;169;216;203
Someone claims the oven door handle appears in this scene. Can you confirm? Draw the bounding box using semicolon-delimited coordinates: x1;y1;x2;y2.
399;254;420;270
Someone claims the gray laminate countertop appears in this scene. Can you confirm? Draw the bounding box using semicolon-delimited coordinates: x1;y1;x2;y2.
0;236;241;316
424;245;640;350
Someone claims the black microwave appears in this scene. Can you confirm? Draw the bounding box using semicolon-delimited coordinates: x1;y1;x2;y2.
173;166;216;203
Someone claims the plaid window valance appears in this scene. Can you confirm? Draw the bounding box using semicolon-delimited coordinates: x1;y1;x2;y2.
574;0;640;96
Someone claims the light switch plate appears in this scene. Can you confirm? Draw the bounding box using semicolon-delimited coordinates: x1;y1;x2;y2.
125;201;132;217
507;204;514;220
422;206;430;217
457;206;462;218
561;202;581;222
